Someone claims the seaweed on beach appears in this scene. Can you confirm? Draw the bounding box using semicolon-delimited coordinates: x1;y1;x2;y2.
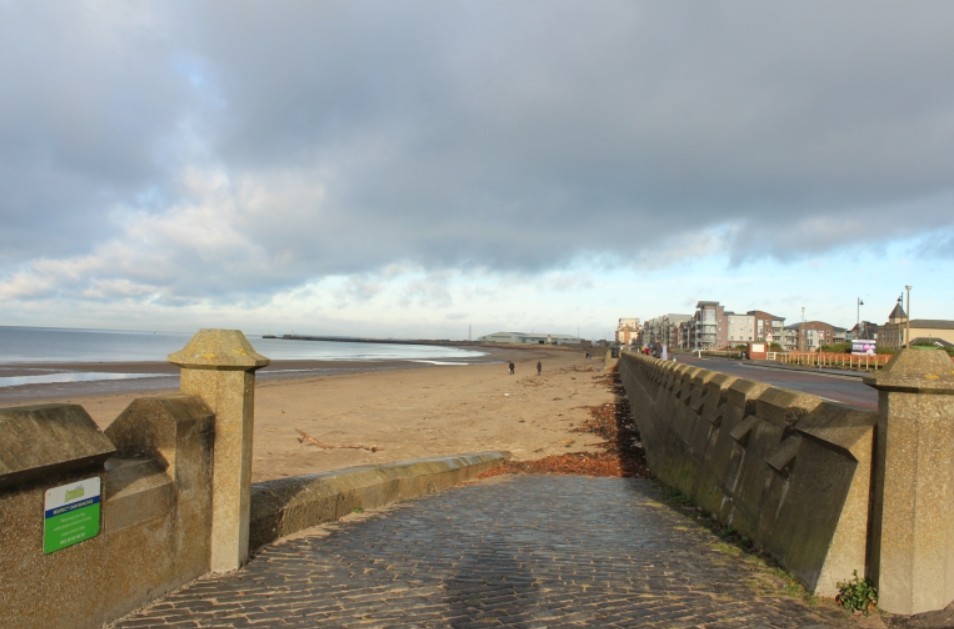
479;370;651;478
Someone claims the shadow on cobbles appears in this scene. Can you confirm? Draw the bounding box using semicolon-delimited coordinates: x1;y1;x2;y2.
445;546;536;628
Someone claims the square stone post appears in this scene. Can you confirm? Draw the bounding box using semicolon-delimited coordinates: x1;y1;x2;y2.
169;329;269;573
865;349;954;614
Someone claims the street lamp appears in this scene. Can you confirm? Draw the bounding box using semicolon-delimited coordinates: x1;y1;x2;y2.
801;306;806;352
856;297;864;339
905;285;912;348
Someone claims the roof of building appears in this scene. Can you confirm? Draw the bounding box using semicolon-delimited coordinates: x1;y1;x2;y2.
665;313;693;322
477;331;581;343
911;319;954;329
645;314;692;324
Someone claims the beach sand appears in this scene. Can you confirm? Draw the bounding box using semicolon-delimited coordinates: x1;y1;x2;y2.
7;346;617;483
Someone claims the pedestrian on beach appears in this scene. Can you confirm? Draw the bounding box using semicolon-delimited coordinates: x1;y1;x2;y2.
536;361;542;375
508;361;515;375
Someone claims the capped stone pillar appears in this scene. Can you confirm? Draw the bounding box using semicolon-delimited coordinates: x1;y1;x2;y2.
169;329;269;573
865;348;954;615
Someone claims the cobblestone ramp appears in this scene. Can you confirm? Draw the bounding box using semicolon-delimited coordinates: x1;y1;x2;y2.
109;475;855;628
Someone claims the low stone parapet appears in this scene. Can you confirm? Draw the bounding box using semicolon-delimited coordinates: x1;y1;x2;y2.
0;397;214;629
249;451;510;550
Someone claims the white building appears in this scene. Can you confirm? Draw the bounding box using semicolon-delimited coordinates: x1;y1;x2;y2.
477;331;580;345
726;312;755;345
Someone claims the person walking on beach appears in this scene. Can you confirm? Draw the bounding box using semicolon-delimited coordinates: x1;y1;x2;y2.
508;361;515;375
536;361;542;375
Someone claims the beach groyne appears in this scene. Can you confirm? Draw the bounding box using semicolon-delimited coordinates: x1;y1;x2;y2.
0;329;507;629
618;348;954;615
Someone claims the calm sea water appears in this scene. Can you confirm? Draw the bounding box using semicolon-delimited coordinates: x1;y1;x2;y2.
0;326;485;392
0;326;483;363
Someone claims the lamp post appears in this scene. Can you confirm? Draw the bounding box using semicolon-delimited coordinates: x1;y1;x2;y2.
801;306;806;352
856;297;864;339
905;285;912;348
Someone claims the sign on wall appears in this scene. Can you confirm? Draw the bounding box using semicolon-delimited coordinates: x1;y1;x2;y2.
852;339;877;355
43;477;102;554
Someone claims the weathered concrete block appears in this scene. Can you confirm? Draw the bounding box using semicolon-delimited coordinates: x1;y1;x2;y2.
754;387;821;428
103;457;174;533
106;395;214;580
866;348;954;615
775;403;874;595
0;404;115;489
0;404;115;629
250;452;510;550
106;395;214;485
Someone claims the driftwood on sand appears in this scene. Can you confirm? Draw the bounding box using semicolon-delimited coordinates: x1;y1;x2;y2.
295;428;380;453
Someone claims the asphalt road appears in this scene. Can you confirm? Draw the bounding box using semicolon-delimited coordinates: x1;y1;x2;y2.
675;354;878;411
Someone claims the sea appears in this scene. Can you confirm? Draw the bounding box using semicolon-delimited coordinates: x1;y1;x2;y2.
0;326;486;395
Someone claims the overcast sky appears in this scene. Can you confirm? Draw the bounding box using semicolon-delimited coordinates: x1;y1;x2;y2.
2;2;952;341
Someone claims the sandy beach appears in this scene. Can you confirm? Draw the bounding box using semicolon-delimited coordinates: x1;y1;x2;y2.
5;346;617;483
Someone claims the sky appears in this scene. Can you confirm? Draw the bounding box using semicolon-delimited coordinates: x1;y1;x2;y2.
2;1;953;341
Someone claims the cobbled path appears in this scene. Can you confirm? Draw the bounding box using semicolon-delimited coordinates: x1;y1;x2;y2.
109;475;859;628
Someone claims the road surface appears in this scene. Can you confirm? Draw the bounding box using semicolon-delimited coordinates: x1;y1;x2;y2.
674;354;878;411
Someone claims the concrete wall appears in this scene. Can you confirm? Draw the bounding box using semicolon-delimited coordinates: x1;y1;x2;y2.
250;452;509;550
0;397;214;629
618;352;876;596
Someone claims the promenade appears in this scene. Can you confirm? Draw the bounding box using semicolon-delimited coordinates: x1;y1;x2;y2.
108;474;866;628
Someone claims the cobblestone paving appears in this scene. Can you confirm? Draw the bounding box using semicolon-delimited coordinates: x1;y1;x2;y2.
110;475;860;628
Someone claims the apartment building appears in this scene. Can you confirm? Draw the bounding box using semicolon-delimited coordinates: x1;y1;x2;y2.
748;310;786;345
640;313;691;350
779;327;799;351
616;318;640;346
641;300;867;352
687;301;727;350
785;321;837;351
726;312;755;346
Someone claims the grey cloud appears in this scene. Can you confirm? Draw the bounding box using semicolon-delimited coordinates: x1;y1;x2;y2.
4;1;954;302
0;2;189;260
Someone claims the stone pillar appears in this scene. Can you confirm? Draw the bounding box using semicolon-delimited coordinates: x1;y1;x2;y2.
865;348;954;614
168;329;269;573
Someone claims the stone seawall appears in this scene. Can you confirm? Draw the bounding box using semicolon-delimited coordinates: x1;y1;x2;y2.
618;352;876;596
0;398;215;629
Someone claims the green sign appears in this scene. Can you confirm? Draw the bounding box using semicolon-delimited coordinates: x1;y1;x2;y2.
43;477;101;554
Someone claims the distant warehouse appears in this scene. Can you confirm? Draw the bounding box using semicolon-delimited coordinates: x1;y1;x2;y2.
478;331;580;345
